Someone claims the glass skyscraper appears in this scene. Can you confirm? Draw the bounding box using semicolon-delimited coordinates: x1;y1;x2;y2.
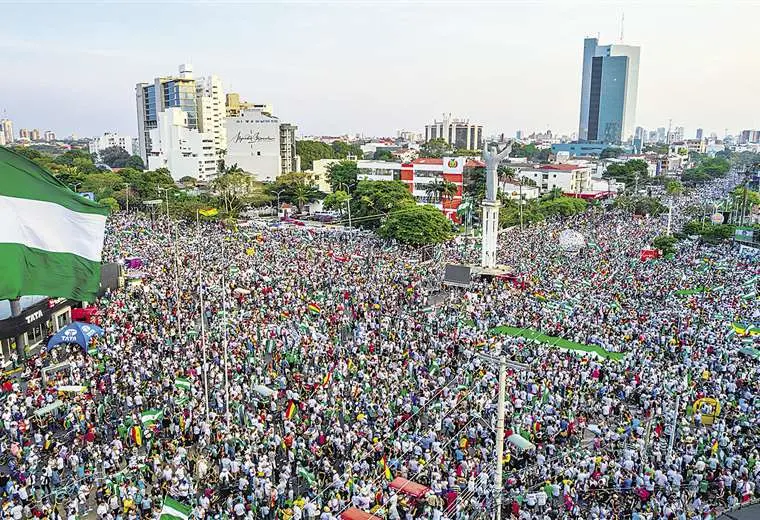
578;38;640;144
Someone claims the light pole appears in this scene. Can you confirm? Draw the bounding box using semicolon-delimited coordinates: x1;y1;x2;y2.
156;187;170;219
123;183;130;213
338;182;355;229
476;352;529;520
70;182;81;193
275;189;286;219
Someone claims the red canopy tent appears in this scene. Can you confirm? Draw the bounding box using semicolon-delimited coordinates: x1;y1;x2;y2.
389;477;431;499
340;508;382;520
640;248;660;261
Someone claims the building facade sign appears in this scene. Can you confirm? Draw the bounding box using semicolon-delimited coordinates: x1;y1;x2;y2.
224;109;281;182
0;298;74;340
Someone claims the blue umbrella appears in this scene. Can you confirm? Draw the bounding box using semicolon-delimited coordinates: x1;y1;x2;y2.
47;322;104;352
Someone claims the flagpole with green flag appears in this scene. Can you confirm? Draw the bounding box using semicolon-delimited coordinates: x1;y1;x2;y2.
197;209;210;421
221;230;230;429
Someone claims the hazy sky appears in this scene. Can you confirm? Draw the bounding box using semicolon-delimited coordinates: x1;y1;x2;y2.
1;0;758;140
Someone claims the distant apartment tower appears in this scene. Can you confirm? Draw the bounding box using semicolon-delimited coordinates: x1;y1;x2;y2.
739;130;760;144
669;126;684;143
89;132;133;158
280;123;299;174
0;119;14;145
136;64;199;163
578;37;640;143
18;128;29;140
634;126;646;142
515;130;523;140
696;128;703;140
43;131;56;142
196;75;227;153
147;108;217;181
424;114;483;150
656;128;667;143
225;93;273;118
30;129;40;141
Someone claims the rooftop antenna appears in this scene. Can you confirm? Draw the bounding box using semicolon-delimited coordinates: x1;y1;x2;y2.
619;12;625;42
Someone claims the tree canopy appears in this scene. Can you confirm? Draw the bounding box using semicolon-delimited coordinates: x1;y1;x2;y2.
419;138;452;158
99;146;131;168
379;205;453;245
296;140;334;170
331;141;363;160
599;147;625;159
351;180;416;229
326;160;359;192
603;159;649;187
266;172;322;212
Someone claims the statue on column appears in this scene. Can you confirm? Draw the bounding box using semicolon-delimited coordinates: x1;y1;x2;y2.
480;140;513;269
482;141;514;202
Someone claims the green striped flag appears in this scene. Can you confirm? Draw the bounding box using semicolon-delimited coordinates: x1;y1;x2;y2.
0;147;109;300
141;409;164;425
175;377;191;391
159;497;192;520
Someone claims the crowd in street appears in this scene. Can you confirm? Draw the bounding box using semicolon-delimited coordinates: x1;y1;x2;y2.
0;174;757;520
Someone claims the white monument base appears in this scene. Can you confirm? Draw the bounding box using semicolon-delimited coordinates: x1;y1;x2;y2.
481;200;500;268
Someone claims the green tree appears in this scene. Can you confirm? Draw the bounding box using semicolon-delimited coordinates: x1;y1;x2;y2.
604;159;649;187
296;140;334;170
420;138;452;158
125;155;145;171
331;141;363;159
98;197;120;213
665;180;684;196
652;235;678;256
323;190;349;216
600;147;625;159
267;172;322;212
326;160;359;192
100;146;131;168
179;176;198;186
80;172;125;199
373;149;394;161
379;205;453;245
539;196;588;217
351;180;416;229
54;149;96;167
213;169;269;216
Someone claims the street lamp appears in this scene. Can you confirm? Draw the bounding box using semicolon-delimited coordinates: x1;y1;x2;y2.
275;189;286;219
123;183;131;213
70;182;81;193
338;182;355;229
156;186;170;219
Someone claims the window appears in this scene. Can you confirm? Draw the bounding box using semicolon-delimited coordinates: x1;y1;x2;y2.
26;322;46;347
56;311;69;330
257;151;261;156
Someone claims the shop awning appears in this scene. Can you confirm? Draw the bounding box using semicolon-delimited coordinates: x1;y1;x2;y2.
389;477;431;498
340;508;382;520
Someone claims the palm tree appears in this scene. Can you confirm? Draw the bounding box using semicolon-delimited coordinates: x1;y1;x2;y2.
425;181;442;203
440;181;458;203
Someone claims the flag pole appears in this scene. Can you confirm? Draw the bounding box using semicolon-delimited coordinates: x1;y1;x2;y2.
197;209;210;422
221;231;230;430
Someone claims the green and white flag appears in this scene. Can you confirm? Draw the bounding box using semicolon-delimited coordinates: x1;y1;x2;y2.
175;377;192;391
159;497;192;520
141;409;164;425
0;147;109;300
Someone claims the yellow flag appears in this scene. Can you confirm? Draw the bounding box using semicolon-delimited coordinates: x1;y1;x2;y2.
245;247;255;256
199;208;218;217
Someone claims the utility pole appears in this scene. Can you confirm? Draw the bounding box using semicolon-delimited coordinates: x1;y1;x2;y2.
494;356;507;520
339;182;355;229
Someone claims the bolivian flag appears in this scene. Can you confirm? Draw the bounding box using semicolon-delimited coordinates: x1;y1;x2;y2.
285;400;297;420
199;208;218;217
307;302;321;314
322;372;332;387
130;425;142;446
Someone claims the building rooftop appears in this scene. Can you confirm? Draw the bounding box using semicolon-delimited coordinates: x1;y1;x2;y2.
411;158;485;168
538;164;583;171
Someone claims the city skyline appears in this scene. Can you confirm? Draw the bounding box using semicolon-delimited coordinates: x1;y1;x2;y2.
1;1;758;139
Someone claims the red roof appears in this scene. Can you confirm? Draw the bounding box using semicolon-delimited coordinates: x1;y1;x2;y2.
538;164;580;171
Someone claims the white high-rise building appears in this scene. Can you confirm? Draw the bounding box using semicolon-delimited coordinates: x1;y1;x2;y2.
224;108;282;182
0;119;14;145
136;64;228;179
147;108;217;182
89;133;133;158
196;75;227;154
578;37;640;143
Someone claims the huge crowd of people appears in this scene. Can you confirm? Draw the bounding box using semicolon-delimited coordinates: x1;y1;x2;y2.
0;174;758;520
